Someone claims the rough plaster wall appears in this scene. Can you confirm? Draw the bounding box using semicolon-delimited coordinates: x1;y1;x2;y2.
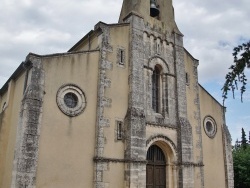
11;56;45;188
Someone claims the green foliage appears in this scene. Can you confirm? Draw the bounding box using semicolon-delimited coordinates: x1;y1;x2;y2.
241;128;248;150
222;41;250;103
233;128;250;188
233;146;250;188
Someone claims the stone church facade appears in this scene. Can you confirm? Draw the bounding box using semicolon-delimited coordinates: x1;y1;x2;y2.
0;0;233;187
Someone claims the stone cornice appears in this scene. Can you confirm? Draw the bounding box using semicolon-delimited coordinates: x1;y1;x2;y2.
93;157;147;164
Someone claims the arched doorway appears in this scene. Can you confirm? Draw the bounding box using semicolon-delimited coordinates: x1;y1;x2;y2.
146;145;166;188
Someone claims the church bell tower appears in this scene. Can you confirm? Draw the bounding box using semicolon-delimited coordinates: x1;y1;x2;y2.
118;0;198;188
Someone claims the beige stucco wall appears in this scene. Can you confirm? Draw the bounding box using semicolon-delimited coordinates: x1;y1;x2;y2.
102;25;129;159
101;25;130;187
185;50;227;188
36;24;130;188
0;72;27;188
36;52;99;188
199;86;226;188
185;51;204;188
0;90;8;113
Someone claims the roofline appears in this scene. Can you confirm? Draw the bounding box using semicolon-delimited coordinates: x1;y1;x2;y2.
29;49;99;58
68;30;94;52
184;48;199;62
68;21;130;52
0;49;100;95
198;83;225;108
0;62;25;95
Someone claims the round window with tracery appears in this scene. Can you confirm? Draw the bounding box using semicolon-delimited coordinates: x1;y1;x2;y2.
203;116;217;138
64;93;78;108
56;84;86;117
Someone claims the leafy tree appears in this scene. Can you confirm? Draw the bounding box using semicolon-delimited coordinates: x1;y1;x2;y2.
249;131;250;144
241;128;248;150
235;139;241;149
222;41;250;103
233;146;250;188
233;128;250;188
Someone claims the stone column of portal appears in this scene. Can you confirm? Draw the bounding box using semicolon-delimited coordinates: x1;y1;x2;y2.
11;55;45;188
124;14;147;188
174;32;195;188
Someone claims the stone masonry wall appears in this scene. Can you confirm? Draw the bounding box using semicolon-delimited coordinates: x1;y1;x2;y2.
174;33;195;188
11;56;45;188
223;124;234;188
192;59;205;188
123;14;147;188
94;22;113;188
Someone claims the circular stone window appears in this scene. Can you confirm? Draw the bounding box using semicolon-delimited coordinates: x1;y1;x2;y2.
203;116;217;138
56;84;86;117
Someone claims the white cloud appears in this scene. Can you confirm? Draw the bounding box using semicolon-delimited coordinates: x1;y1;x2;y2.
1;0;249;90
173;0;250;86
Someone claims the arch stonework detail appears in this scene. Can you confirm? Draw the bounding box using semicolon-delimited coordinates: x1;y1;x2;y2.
146;134;178;160
146;134;178;188
148;56;170;74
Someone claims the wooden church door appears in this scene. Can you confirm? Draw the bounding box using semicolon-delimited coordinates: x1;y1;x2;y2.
146;145;166;188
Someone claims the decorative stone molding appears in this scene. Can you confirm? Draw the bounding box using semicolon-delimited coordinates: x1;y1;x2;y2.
203;116;217;139
177;162;204;167
148;56;170;74
146;134;177;153
56;84;86;117
146;122;177;129
94;157;147;164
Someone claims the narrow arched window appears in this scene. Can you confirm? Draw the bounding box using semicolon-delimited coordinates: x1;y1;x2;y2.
152;66;160;113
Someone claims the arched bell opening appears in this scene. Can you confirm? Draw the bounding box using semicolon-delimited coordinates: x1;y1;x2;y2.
150;0;160;18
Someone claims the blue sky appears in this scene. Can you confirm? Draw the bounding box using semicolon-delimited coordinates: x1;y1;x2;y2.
0;0;249;143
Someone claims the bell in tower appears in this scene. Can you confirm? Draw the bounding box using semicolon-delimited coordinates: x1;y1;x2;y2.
150;0;160;17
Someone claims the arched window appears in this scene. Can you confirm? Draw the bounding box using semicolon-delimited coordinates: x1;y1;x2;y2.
152;66;161;113
146;145;166;187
